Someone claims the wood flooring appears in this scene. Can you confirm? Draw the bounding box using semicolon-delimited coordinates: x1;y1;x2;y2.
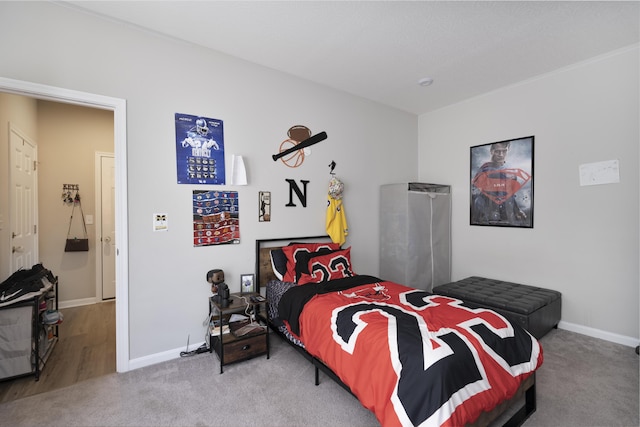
0;300;116;403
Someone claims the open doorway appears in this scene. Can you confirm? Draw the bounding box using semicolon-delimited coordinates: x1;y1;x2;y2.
0;77;129;375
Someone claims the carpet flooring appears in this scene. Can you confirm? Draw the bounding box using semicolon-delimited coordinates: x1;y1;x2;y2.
0;328;637;427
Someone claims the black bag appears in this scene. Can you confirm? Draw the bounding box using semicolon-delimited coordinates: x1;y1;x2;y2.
65;192;89;252
65;237;89;252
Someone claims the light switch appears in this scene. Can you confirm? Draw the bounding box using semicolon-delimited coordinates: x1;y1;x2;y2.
85;214;94;225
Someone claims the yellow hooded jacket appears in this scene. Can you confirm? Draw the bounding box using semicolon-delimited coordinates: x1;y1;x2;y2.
326;196;348;245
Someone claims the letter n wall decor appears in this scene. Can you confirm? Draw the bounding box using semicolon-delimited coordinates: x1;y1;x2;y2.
285;179;309;207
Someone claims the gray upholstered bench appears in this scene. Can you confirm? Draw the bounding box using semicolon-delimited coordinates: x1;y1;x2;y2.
432;276;561;339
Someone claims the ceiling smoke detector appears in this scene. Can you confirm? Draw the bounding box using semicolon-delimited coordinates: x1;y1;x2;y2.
418;77;434;87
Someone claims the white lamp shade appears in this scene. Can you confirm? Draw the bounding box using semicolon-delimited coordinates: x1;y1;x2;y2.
230;154;247;185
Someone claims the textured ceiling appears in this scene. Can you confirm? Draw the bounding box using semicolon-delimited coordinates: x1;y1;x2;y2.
63;1;639;115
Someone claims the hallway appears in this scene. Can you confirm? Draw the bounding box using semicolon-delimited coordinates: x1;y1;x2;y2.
0;301;115;403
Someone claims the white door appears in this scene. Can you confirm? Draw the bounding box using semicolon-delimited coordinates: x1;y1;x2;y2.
98;154;116;300
9;125;38;273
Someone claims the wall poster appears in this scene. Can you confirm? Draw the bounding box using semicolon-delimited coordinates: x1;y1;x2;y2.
193;190;239;246
470;136;534;228
175;113;225;185
259;191;271;222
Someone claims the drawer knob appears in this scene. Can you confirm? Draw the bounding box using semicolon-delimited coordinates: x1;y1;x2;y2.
242;344;251;351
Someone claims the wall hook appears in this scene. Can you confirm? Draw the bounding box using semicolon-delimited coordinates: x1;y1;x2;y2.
328;160;336;175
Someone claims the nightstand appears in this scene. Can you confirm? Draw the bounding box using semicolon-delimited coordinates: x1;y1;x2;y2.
207;292;269;373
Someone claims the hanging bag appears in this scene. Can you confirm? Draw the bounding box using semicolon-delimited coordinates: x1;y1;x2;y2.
65;192;89;252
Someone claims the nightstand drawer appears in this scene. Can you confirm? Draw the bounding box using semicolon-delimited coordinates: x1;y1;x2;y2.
223;334;267;364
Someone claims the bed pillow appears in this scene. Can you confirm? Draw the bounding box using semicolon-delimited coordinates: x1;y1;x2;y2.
297;247;355;285
270;248;288;280
294;248;337;282
269;242;307;280
281;242;340;283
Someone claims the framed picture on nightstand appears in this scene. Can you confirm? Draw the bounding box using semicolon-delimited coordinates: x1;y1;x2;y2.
240;273;255;294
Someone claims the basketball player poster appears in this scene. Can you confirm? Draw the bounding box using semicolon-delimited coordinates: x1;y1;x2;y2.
175;113;225;185
192;190;240;246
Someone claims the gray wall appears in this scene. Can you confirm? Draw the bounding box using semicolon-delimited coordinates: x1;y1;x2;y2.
418;47;639;343
0;2;418;361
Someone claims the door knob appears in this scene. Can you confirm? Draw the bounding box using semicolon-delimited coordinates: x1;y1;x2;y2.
104;236;112;243
12;246;23;253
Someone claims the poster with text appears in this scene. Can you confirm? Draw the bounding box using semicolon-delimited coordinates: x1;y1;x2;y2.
176;113;225;185
193;190;239;246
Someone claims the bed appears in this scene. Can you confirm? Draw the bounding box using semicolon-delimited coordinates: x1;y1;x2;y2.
255;236;541;427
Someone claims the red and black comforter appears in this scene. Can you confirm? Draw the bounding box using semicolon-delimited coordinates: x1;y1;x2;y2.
278;275;543;427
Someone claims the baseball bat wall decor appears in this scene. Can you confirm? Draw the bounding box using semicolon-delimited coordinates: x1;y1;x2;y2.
272;131;327;161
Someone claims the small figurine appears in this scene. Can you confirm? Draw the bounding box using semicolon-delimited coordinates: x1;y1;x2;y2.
207;269;230;307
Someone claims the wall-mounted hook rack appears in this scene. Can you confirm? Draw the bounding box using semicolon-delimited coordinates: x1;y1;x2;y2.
62;184;80;205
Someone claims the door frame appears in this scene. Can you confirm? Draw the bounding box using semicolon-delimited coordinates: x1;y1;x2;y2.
0;77;130;373
95;151;115;301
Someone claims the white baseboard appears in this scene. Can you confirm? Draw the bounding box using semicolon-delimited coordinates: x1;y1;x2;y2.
128;340;207;371
558;321;639;348
58;297;97;309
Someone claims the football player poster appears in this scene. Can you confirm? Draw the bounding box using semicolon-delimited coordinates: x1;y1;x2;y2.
175;113;225;185
470;136;534;228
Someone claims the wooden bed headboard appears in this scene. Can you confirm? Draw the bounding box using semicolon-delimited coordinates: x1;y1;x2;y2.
254;235;331;292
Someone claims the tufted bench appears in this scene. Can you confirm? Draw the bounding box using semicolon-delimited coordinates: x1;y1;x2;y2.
432;276;561;339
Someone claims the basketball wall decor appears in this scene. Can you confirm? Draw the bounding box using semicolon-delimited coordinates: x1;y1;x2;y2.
259;191;271;222
272;125;327;168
